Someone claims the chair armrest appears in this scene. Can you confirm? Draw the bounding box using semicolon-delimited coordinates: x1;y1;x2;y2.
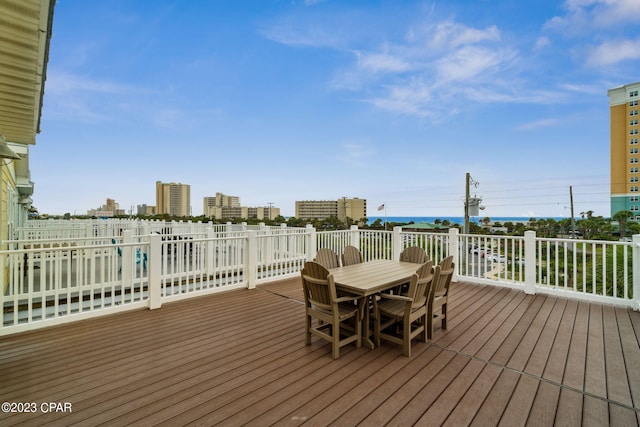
335;295;361;304
378;293;412;302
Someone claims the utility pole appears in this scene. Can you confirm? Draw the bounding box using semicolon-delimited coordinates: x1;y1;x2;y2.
267;202;274;221
569;186;576;236
464;173;470;234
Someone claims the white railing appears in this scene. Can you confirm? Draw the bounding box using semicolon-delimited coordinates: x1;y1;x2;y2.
1;226;314;334
2;222;638;335
15;219;235;240
2;241;148;329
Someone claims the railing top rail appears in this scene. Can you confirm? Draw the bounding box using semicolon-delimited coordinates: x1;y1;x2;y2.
535;236;634;245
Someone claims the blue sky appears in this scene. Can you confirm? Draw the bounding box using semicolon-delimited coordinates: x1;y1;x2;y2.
33;0;640;218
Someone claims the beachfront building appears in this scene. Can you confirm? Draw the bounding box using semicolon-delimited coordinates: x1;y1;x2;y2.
296;197;367;223
204;192;280;220
0;0;55;245
609;81;640;219
156;181;191;217
203;192;240;217
87;198;125;217
137;204;156;216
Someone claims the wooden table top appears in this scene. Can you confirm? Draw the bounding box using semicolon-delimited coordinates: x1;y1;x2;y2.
329;259;421;296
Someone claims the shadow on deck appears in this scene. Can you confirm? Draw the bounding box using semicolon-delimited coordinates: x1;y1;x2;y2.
1;277;639;425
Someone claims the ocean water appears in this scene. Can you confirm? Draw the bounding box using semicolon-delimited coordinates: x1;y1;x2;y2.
366;216;567;225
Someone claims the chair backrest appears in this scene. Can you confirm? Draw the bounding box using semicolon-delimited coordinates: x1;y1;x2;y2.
406;261;436;309
341;245;363;266
314;248;340;269
301;261;337;310
433;256;454;298
400;246;428;264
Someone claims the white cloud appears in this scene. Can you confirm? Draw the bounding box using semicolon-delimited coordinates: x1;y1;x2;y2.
534;37;550;50
338;143;376;167
435;46;514;83
355;50;413;74
429;21;500;49
546;0;640;31
368;79;436;117
46;71;134;95
586;38;640;66
260;20;340;48
516;118;563;131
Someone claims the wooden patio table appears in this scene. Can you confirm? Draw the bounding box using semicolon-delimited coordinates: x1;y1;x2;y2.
330;259;421;348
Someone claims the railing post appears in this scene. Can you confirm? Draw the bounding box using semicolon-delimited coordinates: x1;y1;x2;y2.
246;230;257;289
632;234;640;311
306;224;316;261
349;225;360;250
448;228;459;281
122;230;133;284
206;227;215;278
148;233;162;309
524;231;536;295
392;226;402;261
263;225;273;266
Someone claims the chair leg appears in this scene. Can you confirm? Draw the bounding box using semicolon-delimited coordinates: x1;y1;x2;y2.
355;314;362;349
305;315;312;345
442;304;447;330
332;324;340;359
419;315;427;342
373;310;380;347
403;320;411;357
427;308;434;340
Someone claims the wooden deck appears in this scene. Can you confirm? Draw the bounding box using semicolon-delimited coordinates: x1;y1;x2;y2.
1;278;639;426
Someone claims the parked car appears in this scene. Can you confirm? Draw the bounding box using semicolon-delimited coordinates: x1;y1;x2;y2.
486;253;507;263
470;246;485;256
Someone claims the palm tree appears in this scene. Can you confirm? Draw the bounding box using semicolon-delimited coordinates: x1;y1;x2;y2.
613;210;634;239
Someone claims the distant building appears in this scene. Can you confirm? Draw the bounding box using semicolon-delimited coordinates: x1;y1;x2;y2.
156;181;190;217
87;198;124;217
609;82;640;219
203;192;240;217
296;198;367;222
203;192;280;220
137;204;156;216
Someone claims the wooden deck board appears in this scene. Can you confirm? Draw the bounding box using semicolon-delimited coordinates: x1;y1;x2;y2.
498;374;539;427
1;279;638;426
505;295;556;371
542;298;578;384
526;381;560;427
554;387;584;426
442;363;502;426
585;303;607;398
616;306;640;409
563;300;590;391
602;304;633;407
524;297;566;378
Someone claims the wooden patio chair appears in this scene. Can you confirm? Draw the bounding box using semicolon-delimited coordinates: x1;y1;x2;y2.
399;246;428;264
427;255;455;339
374;261;438;357
314;248;340;269
341;245;363;266
301;261;363;359
391;246;428;294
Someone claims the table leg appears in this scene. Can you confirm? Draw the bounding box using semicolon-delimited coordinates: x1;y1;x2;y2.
360;296;375;349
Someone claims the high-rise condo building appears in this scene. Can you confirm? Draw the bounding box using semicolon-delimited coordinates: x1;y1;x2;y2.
156;181;191;217
609;82;640;219
203;192;280;220
295;198;367;222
